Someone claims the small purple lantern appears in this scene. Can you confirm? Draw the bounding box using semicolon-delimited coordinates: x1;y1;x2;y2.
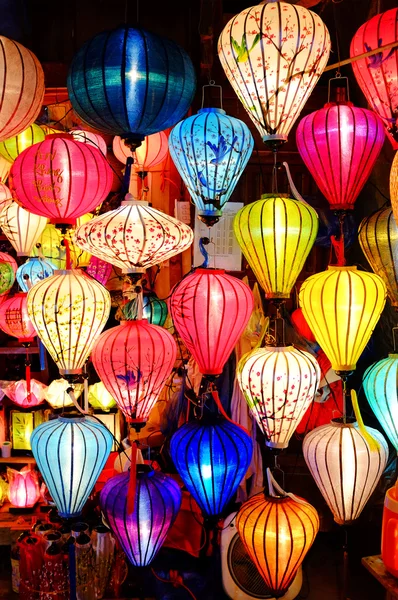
86;256;112;286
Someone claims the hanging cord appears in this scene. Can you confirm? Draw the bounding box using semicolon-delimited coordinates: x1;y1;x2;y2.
266;468;313;508
324;39;398;73
201;81;223;110
208;382;250;436
151;569;197;600
332;3;343;72
199;237;210;268
271;151;278;194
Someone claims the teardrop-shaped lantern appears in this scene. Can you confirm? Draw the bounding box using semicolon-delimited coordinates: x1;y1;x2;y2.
0;259;15;295
0;292;36;342
350;7;398;148
389;152;398;225
0;123;45;163
27;269;111;376
16;257;57;293
169;269;254;376
170;416;253;517
113;132;168;171
70;129;107;156
169;108;253;224
303;418;388;524
299;266;386;372
296;102;385;211
234;194;318;299
218;1;330;146
0;202;47;256
74;198;193;273
92;320;177;425
237;346;320;448
31;415;113;518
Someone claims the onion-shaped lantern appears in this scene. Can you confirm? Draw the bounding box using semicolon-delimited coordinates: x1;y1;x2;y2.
113;131;168;171
170;416;252;517
350;7;398;148
5;379;46;407
92;320;177;425
9;136;112;226
0;36;45;142
86;256;112;286
0;123;45;163
100;467;181;567
169;108;253;224
0;202;47;256
70;129;107;156
234;194;318;299
218;2;330;146
389;152;398;225
74;198;193;273
68;25;196;145
170;269;254;376
31;415;113;518
16;257;56;293
299;266;386;372
237;346;320;448
296;102;385;211
0;259;15;296
0;181;12;212
27;269;110;377
88;382;116;412
0;292;36;342
291;308;316;343
0;251;17;275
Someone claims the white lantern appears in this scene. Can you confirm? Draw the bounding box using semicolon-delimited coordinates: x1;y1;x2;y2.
0;201;47;256
44;379;84;409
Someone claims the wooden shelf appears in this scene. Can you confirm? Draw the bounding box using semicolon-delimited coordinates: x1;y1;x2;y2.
0;457;36;464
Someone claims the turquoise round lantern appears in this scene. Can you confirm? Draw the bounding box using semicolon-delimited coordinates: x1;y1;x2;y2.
169;108;253;226
16;257;57;292
143;292;168;326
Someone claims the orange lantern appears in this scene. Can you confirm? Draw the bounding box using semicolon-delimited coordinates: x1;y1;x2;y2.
113;131;168;172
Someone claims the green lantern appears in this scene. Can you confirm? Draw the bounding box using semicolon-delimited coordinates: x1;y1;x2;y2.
0;259;15;295
123;292;168;326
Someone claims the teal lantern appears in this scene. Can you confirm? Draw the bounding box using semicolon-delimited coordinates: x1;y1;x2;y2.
16;257;57;292
123;292;168;326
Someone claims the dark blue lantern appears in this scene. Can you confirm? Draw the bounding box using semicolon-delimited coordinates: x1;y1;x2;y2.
170;416;253;517
67;26;196;145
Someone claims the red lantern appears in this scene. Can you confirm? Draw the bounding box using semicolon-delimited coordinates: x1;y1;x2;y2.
169;269;254;376
9;135;113;226
291;308;316;343
0;293;36;342
350;7;398;149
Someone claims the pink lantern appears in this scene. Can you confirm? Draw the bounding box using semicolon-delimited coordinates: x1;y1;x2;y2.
0;293;36;342
113;131;168;171
5;379;46;407
70;128;107;156
86;256;112;286
9;135;113;226
0;181;12;212
0;252;17;275
296;101;385;210
7;466;40;508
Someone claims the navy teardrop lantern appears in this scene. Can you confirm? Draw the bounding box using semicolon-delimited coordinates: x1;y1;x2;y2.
67;26;196;146
170;416;253;518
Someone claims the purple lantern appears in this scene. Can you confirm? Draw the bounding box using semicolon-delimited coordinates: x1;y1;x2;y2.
86;256;112;286
100;467;182;567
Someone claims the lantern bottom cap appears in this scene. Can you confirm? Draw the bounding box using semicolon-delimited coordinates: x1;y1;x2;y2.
16;252;29;257
51;219;76;227
59;368;83;375
58;510;82;518
329;204;354;211
266;440;288;449
265;293;290;300
332;364;356;372
198;209;223;217
262;133;287;142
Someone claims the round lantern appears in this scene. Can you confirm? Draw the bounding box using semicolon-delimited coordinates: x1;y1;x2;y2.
7;467;40;508
0;123;45;163
0;293;36;342
0;36;45;142
0;202;48;256
27;269;111;376
113;131;168;171
350;7;398;148
218;2;330;146
31;415;113;517
169;108;253;224
9;136;113;226
92;320;177;424
88;381;116;412
0;251;17;275
68;25;196;144
100;467;182;567
390;152;398;225
291;308;316;343
0;259;14;296
0;182;12;212
237;345;320;449
303;418;388;524
16;257;56;292
74;198;193;273
170;416;253;517
299;266;386;372
359;207;398;308
70;129;107;155
296;102;385;211
86;256;112;286
170;269;254;376
234;194;318;299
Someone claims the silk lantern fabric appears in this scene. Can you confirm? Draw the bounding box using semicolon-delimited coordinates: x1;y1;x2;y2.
0;293;36;342
0;201;47;256
113;132;168;170
0;123;45;163
291;308;316;343
296;102;385;210
31;415;113;518
88;382;116;412
70;129;107;156
0;182;12;211
0;259;14;295
169;108;253;221
7;466;40;508
234;194;318;299
350;7;398;149
16;257;56;292
30;223;66;269
86;256;112;286
0;251;17;275
218;1;330;145
68;26;196;141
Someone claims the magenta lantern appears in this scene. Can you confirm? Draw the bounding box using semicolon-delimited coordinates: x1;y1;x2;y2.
0;293;35;342
9;135;113;226
92;320;177;426
86;256;112;286
169;269;254;376
7;466;40;508
296;101;385;211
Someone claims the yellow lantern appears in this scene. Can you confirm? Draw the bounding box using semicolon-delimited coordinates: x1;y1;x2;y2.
0;123;45;163
390;152;398;225
234;194;318;299
88;382;116;412
30;223;66;268
65;213;93;267
44;378;83;409
299;266;386;372
0;201;47;256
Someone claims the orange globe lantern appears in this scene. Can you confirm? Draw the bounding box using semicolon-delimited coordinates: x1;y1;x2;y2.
113;131;168;172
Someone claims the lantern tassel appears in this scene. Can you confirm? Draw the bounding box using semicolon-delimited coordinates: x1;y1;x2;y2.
330;234;346;266
209;385;249;436
62;237;72;270
351;389;380;452
25;358;31;401
127;441;137;515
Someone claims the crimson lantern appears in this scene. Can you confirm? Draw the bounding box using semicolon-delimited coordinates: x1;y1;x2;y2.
0;293;36;342
169;269;254;376
291;308;316;344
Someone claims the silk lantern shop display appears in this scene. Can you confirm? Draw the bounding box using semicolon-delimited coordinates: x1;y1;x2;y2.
113;131;168;172
0;123;45;162
0;201;48;256
16;257;56;292
169;106;253;225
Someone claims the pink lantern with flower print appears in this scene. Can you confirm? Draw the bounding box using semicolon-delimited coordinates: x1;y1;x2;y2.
7;466;40;508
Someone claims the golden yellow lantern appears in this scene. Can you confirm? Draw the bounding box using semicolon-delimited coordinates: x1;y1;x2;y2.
30;223;66;269
65;213;92;267
0;123;45;163
88;382;116;412
234;194;318;299
390;152;398;225
299;266;386;371
44;378;83;409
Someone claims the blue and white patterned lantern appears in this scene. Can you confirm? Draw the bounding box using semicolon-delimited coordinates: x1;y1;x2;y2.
16;257;57;292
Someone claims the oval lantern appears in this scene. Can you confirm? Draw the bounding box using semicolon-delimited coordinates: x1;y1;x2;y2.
170;269;254;376
0;292;36;342
0;251;17;275
291;308;316;343
218;1;330;146
299;266;386;372
0;202;47;256
234;194;318;299
70;129;107;156
9;136;112;226
88;382;116;412
0;36;45;142
303;417;388;524
113;131;168;171
296;102;385;211
350;7;398;148
169;108;253;224
0;260;15;296
16;257;56;292
27;269;110;377
0;182;12;212
389;152;398;225
170;416;252;517
31;415;113;518
0;123;45;163
100;467;181;567
68;25;196;145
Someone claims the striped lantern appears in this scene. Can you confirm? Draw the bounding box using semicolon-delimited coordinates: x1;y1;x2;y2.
0;123;45;163
113;131;168;171
70;129;107;156
0;292;36;342
0;182;12;212
16;257;57;293
0;156;11;182
0;259;14;296
0;202;48;256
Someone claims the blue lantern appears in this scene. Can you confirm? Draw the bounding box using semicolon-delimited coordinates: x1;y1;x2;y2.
68;26;196;146
31;415;113;518
16;257;57;292
169;108;253;225
170;416;253;517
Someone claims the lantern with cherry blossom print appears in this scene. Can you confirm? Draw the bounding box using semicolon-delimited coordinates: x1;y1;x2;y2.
7;466;40;508
0;182;12;212
0;123;45;163
0;202;47;256
0;293;36;342
113;131;168;171
70;129;107;155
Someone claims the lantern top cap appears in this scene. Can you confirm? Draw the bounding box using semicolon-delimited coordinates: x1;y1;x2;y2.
331;417;357;428
197;108;226;115
57;415;86;423
264;345;294;352
388;353;398;359
195;268;225;275
327;265;357;271
53;269;82;276
119;319;149;326
121;196;149;207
